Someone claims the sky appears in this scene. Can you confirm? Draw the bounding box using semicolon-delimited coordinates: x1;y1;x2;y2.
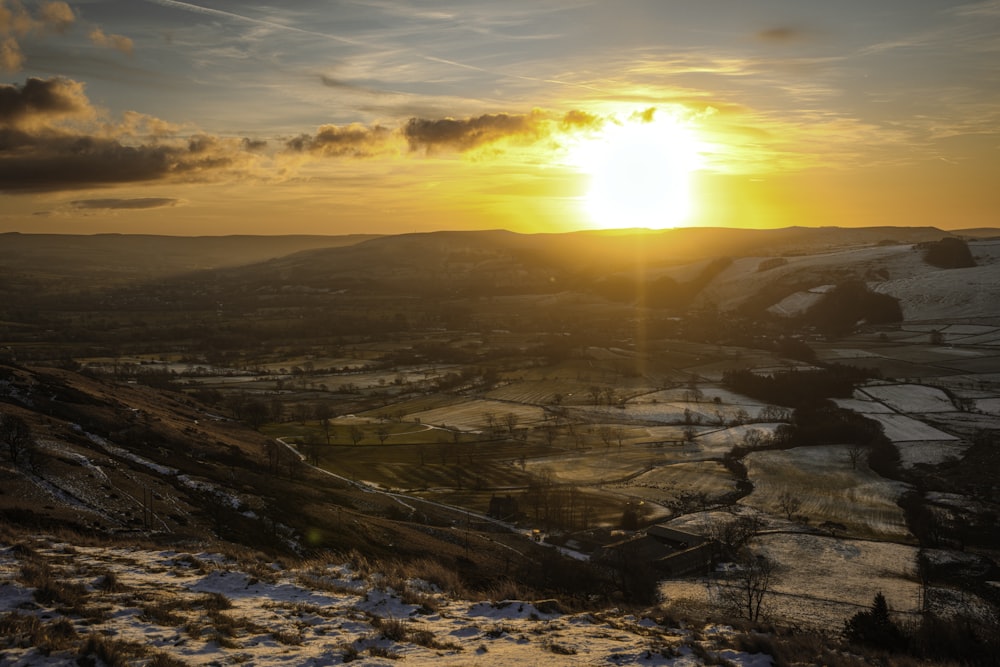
1;0;998;236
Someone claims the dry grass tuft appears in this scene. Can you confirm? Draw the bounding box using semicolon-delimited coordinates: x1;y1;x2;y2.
366;645;401;659
78;633;150;667
0;611;78;651
140;598;186;627
271;628;304;645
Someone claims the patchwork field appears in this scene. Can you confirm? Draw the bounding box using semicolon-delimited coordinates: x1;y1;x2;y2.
740;446;912;539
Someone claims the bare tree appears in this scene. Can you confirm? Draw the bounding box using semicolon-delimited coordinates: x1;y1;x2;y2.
741;428;768;450
0;413;33;464
714;551;777;622
314;403;334;444
482;412;498;439
708;514;763;557
759;405;791;422
847;444;866;470
588;386;602;406
598;425;614;450
777;490;802;521
302;433;322;466
242;399;269;431
349;425;364;445
504;412;519;437
602;387;616;406
376;425;390;445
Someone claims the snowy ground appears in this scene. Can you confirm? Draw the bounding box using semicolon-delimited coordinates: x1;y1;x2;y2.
0;539;780;667
660;533;922;633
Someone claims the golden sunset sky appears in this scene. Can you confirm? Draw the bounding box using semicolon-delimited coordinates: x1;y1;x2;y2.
1;0;998;235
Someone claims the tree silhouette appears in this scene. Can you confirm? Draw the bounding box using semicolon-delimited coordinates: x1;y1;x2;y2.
844;592;905;651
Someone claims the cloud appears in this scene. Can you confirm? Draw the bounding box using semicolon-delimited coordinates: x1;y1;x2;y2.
89;26;133;56
757;26;806;43
70;197;179;210
951;0;1000;18
402;111;545;152
560;109;601;130
1;0;131;71
0;1;74;37
285;123;395;157
0;1;35;36
0;76;262;193
0;76;93;128
285;109;619;160
37;1;74;33
1;35;22;70
318;74;387;97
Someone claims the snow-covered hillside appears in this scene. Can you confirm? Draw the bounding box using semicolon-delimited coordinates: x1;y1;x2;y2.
0;538;780;666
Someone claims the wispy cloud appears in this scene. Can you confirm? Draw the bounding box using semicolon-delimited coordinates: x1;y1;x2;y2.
70;197;179;210
951;0;1000;18
142;0;364;46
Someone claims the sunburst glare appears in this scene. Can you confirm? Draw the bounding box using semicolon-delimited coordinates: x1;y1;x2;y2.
569;109;704;230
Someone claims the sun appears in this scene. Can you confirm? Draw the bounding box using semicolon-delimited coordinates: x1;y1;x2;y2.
570;110;703;230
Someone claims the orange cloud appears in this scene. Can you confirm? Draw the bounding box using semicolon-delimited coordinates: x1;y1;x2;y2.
89;26;133;56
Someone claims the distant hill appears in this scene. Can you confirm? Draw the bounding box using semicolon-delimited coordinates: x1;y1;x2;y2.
4;225;989;322
0;232;378;293
953;228;1000;239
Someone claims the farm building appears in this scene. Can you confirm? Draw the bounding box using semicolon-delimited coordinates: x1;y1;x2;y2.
487;493;520;521
594;525;718;577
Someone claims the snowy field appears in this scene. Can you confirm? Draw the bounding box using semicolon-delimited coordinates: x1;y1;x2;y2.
0;540;775;667
856;383;956;413
660;534;922;632
863;413;958;443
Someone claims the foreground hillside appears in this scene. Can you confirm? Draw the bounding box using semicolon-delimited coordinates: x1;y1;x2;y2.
0;536;790;666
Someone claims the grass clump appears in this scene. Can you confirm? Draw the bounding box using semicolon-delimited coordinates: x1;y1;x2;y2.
544;640;577;655
77;634;149;667
0;611;78;652
367;645;401;660
140;597;186;626
271;628;304;646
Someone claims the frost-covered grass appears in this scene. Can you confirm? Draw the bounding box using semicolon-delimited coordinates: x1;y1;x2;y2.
863;414;958;443
660;534;922;633
741;445;911;539
408;399;546;432
0;539;778;667
857;384;956;413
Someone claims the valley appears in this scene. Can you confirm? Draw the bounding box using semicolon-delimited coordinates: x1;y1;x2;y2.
2;226;998;664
